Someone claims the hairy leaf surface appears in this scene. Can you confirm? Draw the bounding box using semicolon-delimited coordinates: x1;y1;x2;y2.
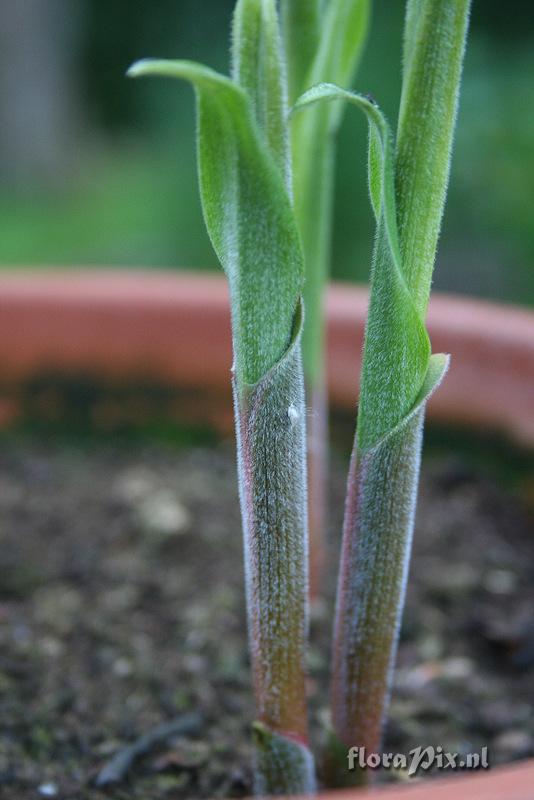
331;354;449;754
233;0;291;187
129;43;315;793
128;59;303;389
293;83;430;450
280;0;321;103
396;0;472;314
289;0;370;384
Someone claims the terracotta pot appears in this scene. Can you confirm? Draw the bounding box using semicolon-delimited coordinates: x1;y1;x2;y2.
0;270;533;444
0;269;533;799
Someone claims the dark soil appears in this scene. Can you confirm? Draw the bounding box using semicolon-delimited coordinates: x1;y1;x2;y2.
0;430;533;798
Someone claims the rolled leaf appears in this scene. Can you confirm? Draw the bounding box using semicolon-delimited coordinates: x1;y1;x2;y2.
128;59;301;389
396;0;472;315
233;0;291;188
402;0;424;84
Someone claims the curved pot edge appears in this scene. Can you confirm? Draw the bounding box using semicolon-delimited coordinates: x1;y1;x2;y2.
0;268;532;446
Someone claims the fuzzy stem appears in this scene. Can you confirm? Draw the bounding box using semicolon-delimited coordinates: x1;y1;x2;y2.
293;88;334;600
328;357;448;786
396;0;472;315
327;0;471;786
280;0;321;104
234;306;315;794
232;2;315;791
289;0;370;595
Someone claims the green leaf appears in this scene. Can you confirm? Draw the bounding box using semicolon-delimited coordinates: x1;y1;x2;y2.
293;83;430;450
396;0;472;315
402;0;424;84
280;0;321;103
128;59;303;389
253;722;315;795
129;46;315;793
289;0;370;385
232;0;291;188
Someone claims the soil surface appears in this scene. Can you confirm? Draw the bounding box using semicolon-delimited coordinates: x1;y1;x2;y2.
0;431;533;798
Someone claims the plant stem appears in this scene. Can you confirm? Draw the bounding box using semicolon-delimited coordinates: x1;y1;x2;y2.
289;0;370;595
396;0;472;316
295;110;335;597
327;0;471;785
234;303;315;794
232;2;315;791
129;43;315;790
281;0;321;105
328;355;448;786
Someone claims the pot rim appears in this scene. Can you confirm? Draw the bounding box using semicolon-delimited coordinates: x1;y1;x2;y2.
0;268;532;445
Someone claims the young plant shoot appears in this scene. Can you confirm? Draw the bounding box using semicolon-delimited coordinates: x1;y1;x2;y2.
130;0;471;792
282;0;370;593
294;0;471;784
129;0;314;794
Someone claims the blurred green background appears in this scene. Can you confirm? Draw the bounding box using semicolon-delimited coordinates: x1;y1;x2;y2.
0;0;532;305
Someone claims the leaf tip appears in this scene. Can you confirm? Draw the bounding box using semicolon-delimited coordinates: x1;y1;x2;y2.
126;58;161;79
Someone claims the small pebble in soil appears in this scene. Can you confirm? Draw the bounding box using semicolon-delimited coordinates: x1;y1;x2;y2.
37;784;58;798
136;490;191;539
437;656;475;682
113;466;159;503
33;585;83;635
483;569;518;594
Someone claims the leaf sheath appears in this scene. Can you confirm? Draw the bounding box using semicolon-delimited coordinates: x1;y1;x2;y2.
330;355;448;773
234;304;315;792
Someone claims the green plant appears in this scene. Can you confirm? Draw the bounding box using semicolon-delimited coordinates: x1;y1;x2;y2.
292;0;471;785
281;0;370;594
129;0;470;792
129;1;313;792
